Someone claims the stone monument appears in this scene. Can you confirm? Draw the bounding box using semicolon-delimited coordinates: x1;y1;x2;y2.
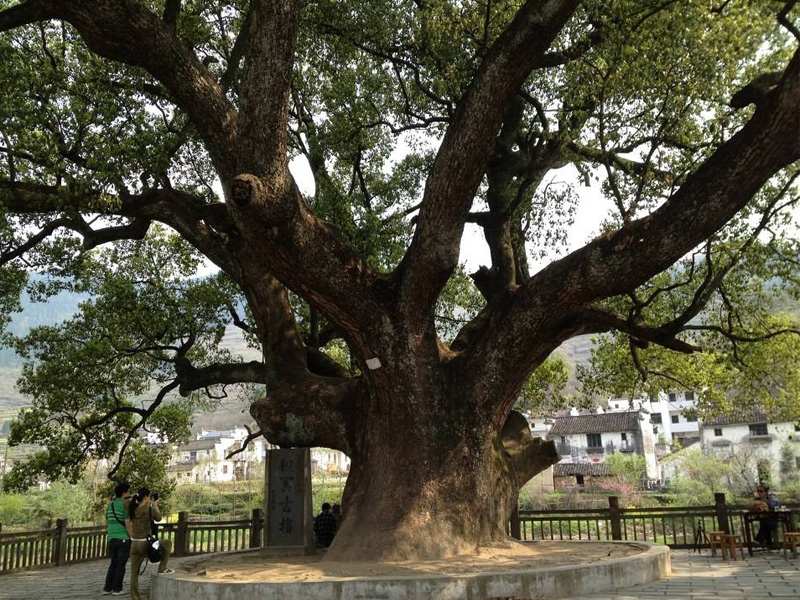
262;447;315;555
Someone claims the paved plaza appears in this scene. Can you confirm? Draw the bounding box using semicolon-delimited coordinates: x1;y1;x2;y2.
0;549;798;599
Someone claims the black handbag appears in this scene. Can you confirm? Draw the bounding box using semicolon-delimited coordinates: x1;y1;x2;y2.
146;506;163;562
145;535;164;563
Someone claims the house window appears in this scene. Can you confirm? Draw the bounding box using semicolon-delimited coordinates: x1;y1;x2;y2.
685;391;695;402
651;414;662;424
190;451;197;461
685;413;698;422
576;474;585;486
668;393;677;402
749;423;768;436
671;415;680;424
714;428;723;437
587;433;602;448
621;432;628;442
222;465;228;474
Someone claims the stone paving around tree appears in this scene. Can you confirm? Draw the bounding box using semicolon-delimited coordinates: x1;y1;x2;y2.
559;549;800;600
0;549;798;599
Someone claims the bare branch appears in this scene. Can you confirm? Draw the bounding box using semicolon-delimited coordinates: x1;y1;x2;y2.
174;359;268;397
107;380;179;479
225;425;264;459
579;307;701;354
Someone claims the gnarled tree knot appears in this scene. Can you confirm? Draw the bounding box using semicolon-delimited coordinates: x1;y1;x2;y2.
231;173;263;207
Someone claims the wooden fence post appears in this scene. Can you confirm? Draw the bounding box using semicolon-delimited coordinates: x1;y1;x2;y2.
714;492;730;534
510;504;521;540
250;508;263;548
174;511;188;557
54;518;69;566
608;496;623;540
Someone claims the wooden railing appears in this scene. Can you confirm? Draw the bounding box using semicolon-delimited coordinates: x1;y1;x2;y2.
517;495;800;549
4;497;798;574
0;509;264;574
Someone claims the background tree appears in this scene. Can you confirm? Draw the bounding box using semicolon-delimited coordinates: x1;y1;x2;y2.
0;0;798;561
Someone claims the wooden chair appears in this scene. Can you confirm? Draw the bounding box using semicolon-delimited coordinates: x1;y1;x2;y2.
723;534;745;561
783;532;800;560
708;531;726;557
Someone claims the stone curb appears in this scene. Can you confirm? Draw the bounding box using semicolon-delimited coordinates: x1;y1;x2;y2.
151;541;671;600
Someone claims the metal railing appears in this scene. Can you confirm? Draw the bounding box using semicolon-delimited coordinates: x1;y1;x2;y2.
0;509;264;574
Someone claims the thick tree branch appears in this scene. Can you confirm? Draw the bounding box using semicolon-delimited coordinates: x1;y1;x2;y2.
1;217;73;264
0;0;53;32
162;0;181;29
250;375;365;454
174;358;268;397
456;47;800;415
397;0;580;331
578;307;701;354
235;0;297;178
108;380;179;478
0;181;238;274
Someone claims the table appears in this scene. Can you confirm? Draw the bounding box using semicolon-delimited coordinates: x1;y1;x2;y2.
742;510;795;556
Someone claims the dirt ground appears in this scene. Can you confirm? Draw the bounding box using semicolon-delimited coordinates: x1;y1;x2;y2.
176;541;642;583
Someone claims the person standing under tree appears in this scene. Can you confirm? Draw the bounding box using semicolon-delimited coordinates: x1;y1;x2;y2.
103;482;132;596
126;488;173;600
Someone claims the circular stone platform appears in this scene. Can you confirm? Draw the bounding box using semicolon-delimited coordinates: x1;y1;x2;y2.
151;540;670;600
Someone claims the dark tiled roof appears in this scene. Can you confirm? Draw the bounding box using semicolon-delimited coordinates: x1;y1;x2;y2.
553;463;612;477
702;407;796;427
179;438;218;451
549;411;641;435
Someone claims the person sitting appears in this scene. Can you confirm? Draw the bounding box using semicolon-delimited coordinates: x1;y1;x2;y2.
313;502;338;548
753;485;780;546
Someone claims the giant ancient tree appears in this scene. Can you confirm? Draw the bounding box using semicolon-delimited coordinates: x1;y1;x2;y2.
1;0;799;561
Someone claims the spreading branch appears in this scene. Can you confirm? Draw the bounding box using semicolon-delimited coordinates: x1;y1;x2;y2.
457;47;800;412
396;0;580;331
0;0;239;177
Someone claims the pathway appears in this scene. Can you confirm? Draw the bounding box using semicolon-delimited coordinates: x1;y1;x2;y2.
0;550;798;599
560;549;800;599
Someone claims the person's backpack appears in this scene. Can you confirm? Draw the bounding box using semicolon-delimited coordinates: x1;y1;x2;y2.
146;536;164;563
146;506;163;562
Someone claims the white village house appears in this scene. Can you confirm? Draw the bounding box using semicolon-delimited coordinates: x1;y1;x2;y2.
607;391;701;446
548;409;659;484
701;407;800;488
167;426;351;483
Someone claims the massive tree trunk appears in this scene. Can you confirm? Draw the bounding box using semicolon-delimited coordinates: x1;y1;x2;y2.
251;328;559;561
333;427;516;561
